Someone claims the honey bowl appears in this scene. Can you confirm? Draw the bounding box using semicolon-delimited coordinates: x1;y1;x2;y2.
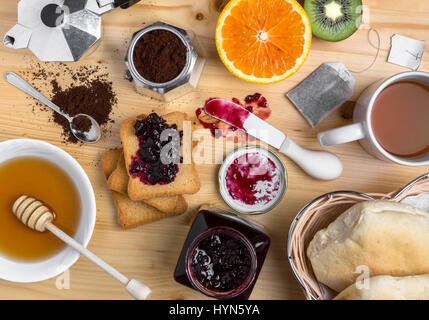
0;139;96;283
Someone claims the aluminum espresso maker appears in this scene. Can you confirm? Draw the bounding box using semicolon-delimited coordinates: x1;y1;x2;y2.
3;0;140;62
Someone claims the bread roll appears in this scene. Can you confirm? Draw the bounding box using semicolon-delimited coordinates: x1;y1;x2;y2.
307;200;429;292
335;274;429;300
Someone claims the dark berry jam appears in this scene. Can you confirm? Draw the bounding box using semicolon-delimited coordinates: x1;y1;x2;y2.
245;93;268;108
130;113;182;185
189;228;254;294
174;209;270;300
195;93;272;140
204;99;250;130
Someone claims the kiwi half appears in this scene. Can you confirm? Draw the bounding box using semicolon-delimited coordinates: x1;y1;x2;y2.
304;0;363;42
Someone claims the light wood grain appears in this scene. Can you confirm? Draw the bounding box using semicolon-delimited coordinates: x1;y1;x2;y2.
0;0;428;300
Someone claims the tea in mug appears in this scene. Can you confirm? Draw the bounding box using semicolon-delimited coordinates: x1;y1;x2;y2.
371;80;429;158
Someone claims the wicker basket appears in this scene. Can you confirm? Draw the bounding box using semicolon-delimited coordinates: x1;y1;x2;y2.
287;172;429;300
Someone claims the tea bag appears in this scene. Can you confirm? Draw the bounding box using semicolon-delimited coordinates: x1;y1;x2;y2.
286;62;356;127
388;34;426;70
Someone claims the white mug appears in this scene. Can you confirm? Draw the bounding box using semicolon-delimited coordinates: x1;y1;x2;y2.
318;71;429;166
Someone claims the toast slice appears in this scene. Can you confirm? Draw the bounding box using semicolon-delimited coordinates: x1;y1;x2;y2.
112;192;177;229
101;149;186;229
108;151;182;213
101;149;122;178
171;193;188;215
107;151;130;194
121;112;200;200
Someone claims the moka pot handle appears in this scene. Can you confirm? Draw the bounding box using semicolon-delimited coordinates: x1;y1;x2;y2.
97;0;140;10
114;0;141;9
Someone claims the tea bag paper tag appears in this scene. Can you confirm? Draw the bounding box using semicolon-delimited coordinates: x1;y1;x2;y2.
401;194;429;213
388;34;426;70
286;62;355;127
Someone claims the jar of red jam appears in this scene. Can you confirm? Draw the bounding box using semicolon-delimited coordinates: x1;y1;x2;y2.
174;208;270;300
219;146;287;215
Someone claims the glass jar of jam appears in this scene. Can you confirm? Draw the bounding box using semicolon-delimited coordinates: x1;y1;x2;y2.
174;208;270;300
219;146;287;214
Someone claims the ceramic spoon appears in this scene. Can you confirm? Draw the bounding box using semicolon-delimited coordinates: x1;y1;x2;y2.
204;98;343;180
5;72;101;143
12;195;151;300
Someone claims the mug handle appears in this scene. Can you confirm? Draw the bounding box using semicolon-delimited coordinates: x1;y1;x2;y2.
318;122;366;147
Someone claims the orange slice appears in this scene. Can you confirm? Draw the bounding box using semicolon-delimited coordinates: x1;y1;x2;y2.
216;0;312;84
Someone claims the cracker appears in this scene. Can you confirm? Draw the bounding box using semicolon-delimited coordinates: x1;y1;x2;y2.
108;151;184;213
107;151;129;194
112;192;177;229
101;149;122;178
146;195;183;214
173;194;188;214
101;149;185;229
121;112;200;200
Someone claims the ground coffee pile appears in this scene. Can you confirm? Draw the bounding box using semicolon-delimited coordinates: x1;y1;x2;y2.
72;115;92;133
23;62;117;143
133;29;187;83
51;79;116;143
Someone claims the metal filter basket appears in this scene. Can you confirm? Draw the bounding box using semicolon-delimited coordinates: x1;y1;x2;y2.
287;172;429;300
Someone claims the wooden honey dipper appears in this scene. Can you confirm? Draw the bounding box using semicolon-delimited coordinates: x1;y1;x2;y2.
13;195;151;300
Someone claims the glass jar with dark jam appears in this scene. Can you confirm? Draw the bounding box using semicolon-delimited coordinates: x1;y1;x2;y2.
174;209;270;300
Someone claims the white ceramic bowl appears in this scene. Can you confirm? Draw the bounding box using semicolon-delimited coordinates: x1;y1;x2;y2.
0;139;96;283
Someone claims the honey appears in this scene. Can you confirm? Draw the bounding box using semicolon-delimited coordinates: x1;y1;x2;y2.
0;157;81;261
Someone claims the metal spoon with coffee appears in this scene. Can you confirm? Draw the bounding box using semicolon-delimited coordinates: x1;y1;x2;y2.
5;72;101;143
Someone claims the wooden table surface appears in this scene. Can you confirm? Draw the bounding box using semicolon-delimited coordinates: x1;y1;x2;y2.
0;0;428;300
